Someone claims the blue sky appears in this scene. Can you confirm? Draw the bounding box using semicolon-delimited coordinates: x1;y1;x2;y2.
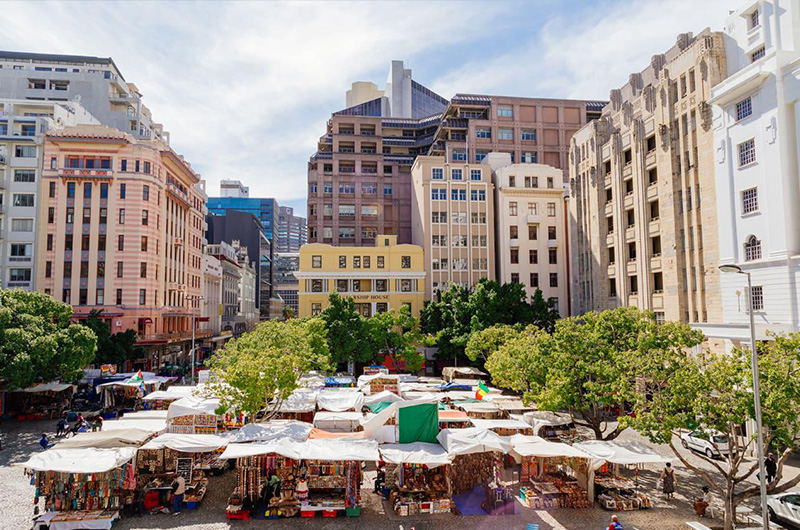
2;0;739;217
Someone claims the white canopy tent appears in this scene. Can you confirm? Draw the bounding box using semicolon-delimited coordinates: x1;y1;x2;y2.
103;418;167;434
436;428;512;457
379;442;452;468
442;367;487;382
276;388;318;413
166;396;221;419
219;441;300;460
219;438;380;462
470;418;533;433
55;429;153;449
21;382;76;393
574;440;672;467
313;411;368;432
14;447;137;473
140;433;230;453
316;389;365;412
364;390;405;405
229;421;312;443
506;434;592;459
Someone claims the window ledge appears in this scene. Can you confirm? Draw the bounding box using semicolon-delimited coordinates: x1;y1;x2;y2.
741;210;760;218
739;161;758;170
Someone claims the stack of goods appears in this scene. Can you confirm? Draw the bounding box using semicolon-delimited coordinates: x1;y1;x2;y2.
369;377;398;395
184;476;209;506
34;463;135;512
384;464;399;490
344;461;360;509
136;448;181;475
595;474;649;511
559;483;591;508
193;451;227;473
222;412;247;429
46;511;118;525
225;488;249;520
450;453;495;493
391;463;451;516
307;462;347;489
236;455;296;502
168;414;218;434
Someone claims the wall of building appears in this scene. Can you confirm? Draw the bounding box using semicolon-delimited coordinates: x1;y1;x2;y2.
295;235;425;318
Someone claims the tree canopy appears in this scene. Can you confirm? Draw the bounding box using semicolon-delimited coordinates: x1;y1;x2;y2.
319;292;375;367
626;332;800;530
420;280;559;364
367;305;424;372
205;318;331;418
484;306;703;440
0;289;96;390
82;310;143;367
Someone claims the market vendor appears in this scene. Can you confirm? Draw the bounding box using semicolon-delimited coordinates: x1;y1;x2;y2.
373;466;386;494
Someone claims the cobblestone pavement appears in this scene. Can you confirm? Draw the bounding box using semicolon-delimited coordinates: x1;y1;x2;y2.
2;418;796;530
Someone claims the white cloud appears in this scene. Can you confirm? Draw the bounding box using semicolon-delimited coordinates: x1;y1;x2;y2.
429;0;740;101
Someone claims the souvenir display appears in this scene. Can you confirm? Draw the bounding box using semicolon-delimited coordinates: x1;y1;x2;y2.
369;377;398;395
168;413;218;434
594;471;651;510
520;457;590;509
450;452;495;492
390;463;451;516
34;463;134;512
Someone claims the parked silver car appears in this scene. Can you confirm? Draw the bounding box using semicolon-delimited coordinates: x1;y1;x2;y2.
768;491;800;527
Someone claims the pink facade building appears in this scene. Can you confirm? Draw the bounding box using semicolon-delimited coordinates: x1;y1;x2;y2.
36;124;208;361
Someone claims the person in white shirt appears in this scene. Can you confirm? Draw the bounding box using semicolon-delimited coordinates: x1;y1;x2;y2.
172;475;186;515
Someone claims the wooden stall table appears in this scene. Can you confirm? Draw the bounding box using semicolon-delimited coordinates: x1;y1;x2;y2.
34;510;119;530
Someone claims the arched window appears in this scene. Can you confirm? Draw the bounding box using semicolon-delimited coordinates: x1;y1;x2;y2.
744;235;762;261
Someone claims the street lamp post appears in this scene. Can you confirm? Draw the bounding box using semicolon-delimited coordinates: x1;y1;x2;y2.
719;264;768;530
187;295;205;386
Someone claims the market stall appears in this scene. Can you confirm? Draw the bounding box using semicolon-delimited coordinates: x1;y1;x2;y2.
438;410;472;429
313;411;368;433
166;395;246;434
17;447;137;529
136;433;230;510
456;401;504;420
55;428;154;449
140;385;196;410
103;410;168;435
441;367;488;383
509;435;593;509
229;421;312;444
5;382;75;420
437;428;514;515
316;389;365;412
357;373;401;395
573;440;670;511
324;374;355;388
273;389;317;423
523;411;579;441
379;442;453;516
96;377;163;411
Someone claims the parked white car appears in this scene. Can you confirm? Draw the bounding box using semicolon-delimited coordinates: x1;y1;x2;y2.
680;430;732;459
768;491;800;527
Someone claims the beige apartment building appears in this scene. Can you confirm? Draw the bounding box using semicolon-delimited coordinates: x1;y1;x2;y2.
411;155;495;298
428;95;604;174
484;153;570;314
36;124;208;362
569;30;726;328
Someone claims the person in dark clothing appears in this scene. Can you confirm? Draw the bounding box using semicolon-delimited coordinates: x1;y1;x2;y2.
765;453;777;483
133;487;147;516
39;433;53;450
373;467;386;494
56;416;68;437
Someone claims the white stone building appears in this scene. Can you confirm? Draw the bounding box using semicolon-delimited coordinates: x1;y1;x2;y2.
696;0;800;346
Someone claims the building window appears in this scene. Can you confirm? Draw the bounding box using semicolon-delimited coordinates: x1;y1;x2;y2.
12;194;34;207
119;208;125;224
451;168;463;180
509;176;516;188
432;168;444;180
652;236;661;256
549;248;558;264
530;272;539;288
118;235;124;251
312;255;322;268
13;169;35;183
311;279;324;293
510;273;519;283
529;249;538;264
363;256;370;268
751;46;766;62
628;241;637;261
629;275;638;294
742;188;758;214
141;236;148;252
46;234;53;250
14;145;36;158
497;105;513;118
383;184;393;196
353;256;361;268
143;184;149;201
521;152;536;163
376;279;387;292
744;235;762;261
339;227;355;239
452;149;466;162
141;210;149;225
498;128;514;140
750;9;760;29
83;182;92;199
139;289;146;305
311;303;322;316
547;202;556;217
509;202;518;216
323;182;333;193
140;262;147;278
652;271;664;293
377;256;385;269
476;127;491;139
82;208;91;225
96;288;104;305
510;248;519;264
339;256;346;268
609;278;617;297
114;289;122;305
736;97;752;121
401;256;411;269
510;225;518;239
623;149;632;165
11;218;33;232
547;226;556;241
336;279;349;292
750;285;764;311
550;273;558;288
470;169;481;181
521;129;536;141
400;279;412;292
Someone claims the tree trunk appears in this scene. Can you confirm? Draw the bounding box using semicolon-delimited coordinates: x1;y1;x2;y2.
723;481;736;530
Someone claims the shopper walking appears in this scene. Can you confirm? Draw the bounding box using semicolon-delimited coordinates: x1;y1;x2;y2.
660;462;677;499
172;474;186;515
607;514;623;529
765;453;777;483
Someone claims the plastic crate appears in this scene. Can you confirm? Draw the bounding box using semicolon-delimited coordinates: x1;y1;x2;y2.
346;506;361;517
301;510;316;518
322;509;338;518
185;501;198;510
226;509;250;521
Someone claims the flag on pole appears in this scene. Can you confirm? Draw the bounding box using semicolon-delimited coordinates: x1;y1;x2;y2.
475;381;489;401
127;370;144;383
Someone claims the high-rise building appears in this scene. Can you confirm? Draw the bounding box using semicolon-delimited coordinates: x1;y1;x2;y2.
695;0;800;347
295;235;425;318
207;240;257;336
569;30;726;333
277;205;306;252
207;182;278;306
36;124;208;363
0;51;167;141
485;153;570;314
427;94;605;174
0;99;99;290
411;155;495;298
202;252;223;340
206;209;270;314
307;61;447;246
274;252;300;315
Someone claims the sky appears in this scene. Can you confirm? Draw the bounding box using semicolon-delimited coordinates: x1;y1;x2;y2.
1;0;741;217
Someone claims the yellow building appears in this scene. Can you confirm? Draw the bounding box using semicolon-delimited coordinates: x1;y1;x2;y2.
296;235;425;318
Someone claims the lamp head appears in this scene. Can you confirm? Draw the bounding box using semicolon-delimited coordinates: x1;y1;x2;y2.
719;264;744;274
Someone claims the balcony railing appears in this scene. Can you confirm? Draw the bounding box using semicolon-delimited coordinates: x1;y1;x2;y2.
136;329;214;343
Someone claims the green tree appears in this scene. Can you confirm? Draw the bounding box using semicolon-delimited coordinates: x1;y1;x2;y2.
282;305;296;320
421;280;559;363
465;324;522;363
626;333;800;530
367;305;424;373
82;310;144;367
320;293;376;367
205;318;331;419
0;289;97;390
485;307;702;440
